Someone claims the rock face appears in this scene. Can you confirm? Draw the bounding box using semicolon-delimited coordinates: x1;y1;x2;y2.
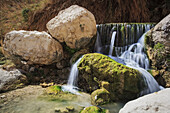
145;14;170;87
119;88;170;113
78;53;146;102
3;30;63;65
46;5;97;49
28;0;170;32
0;68;27;92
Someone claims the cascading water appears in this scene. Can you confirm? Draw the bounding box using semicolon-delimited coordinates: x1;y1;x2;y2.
95;23;162;95
119;32;162;95
62;57;83;95
109;31;116;55
94;31;102;53
64;23;161;96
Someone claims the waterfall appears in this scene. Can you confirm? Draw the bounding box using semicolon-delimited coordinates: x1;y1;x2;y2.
94;31;102;53
62;57;82;95
119;32;162;95
95;23;162;95
109;31;116;55
64;23;160;96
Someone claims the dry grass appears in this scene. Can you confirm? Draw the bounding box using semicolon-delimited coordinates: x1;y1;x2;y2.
0;0;49;44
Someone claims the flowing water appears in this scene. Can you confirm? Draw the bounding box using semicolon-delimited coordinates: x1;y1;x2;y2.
109;31;117;55
62;23;161;112
62;57;83;95
95;23;162;96
119;33;161;95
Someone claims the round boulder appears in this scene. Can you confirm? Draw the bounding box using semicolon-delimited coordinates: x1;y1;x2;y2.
77;53;146;101
46;5;97;49
119;88;170;113
3;30;63;65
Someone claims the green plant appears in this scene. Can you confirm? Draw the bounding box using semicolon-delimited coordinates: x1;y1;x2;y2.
22;8;29;22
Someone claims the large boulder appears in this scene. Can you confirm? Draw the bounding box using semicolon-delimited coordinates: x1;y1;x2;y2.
46;5;97;49
145;14;170;87
3;30;63;65
0;68;27;92
77;53;146;102
119;88;170;113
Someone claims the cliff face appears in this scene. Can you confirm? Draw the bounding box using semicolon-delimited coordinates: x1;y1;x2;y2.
27;0;170;31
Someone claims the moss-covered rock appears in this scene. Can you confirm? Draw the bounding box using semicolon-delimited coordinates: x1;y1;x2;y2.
144;14;170;87
42;85;77;102
77;53;146;101
80;106;109;113
0;68;28;92
91;88;110;105
46;85;62;95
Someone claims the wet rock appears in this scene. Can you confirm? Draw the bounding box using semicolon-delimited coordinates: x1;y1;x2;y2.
45;85;62;95
0;68;27;92
119;88;170;113
3;30;63;65
60;108;69;113
91;88;110;105
66;106;74;111
54;108;60;112
145;14;170;87
78;53;146;101
46;5;97;49
70;49;89;65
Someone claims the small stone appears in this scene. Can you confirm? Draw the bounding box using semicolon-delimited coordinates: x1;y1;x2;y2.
40;82;54;88
54;108;60;112
66;106;74;111
60;108;69;113
0;95;6;99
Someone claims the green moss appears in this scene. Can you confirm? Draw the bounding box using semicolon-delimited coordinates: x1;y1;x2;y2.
154;42;165;59
154;43;164;50
147;70;153;76
46;85;62;94
22;8;29;22
80;106;108;113
62;43;79;56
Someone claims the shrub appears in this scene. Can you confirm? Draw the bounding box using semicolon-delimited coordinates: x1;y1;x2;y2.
22;8;29;22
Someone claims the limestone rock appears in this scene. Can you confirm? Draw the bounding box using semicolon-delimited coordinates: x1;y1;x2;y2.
0;68;27;92
3;30;63;65
46;5;97;49
119;88;170;113
78;53;146;101
145;14;170;87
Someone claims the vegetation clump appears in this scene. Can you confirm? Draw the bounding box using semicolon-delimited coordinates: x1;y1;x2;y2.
22;8;30;22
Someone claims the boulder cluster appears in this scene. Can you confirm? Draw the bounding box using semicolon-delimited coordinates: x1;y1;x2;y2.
3;5;97;65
